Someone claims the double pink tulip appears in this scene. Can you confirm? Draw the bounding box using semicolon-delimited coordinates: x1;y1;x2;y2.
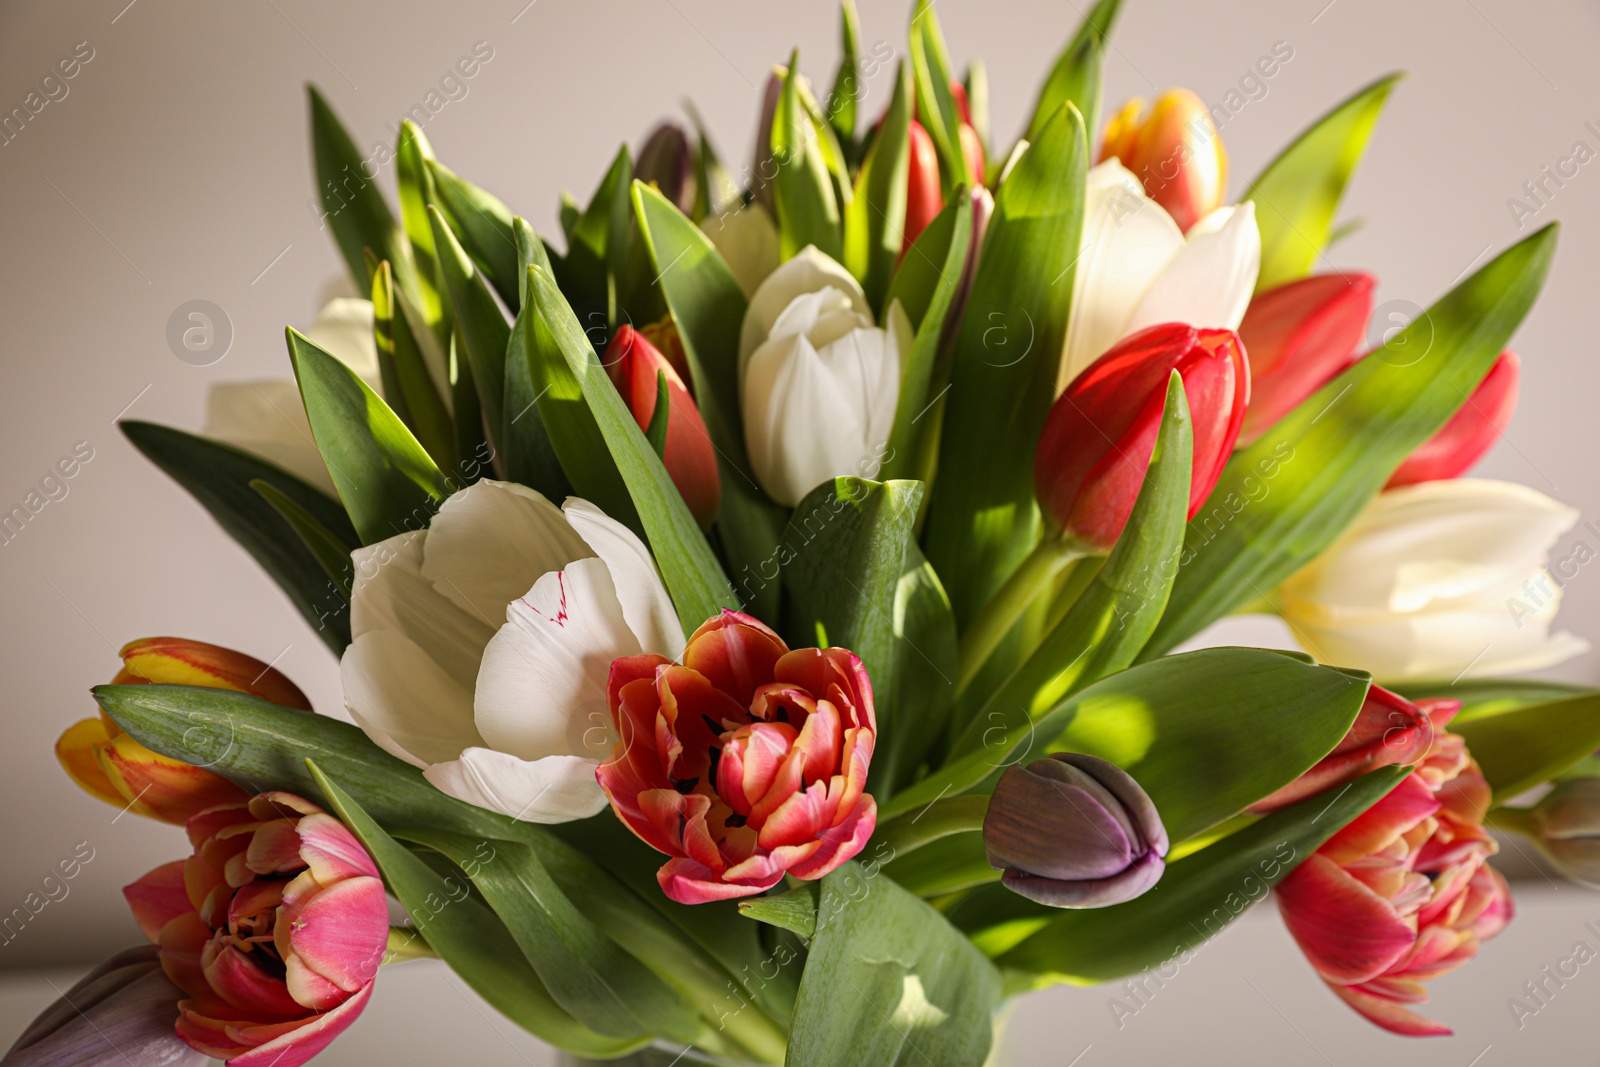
1276;736;1512;1036
598;611;878;904
124;794;389;1066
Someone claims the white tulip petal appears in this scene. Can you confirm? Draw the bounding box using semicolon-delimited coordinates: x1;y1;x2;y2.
425;750;608;823
421;480;593;624
740;246;868;375
1125;201;1260;338
703;203;781;301
203;381;333;493
306;298;382;387
745;331;870;507
342;630;483;765
474;558;640;761
563;498;686;658
1060;161;1185;391
349;531;493;688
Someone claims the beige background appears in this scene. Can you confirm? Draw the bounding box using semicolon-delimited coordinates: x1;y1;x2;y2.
2;0;1599;1061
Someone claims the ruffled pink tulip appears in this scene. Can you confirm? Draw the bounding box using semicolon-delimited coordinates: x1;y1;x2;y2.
1250;686;1458;814
1276;746;1511;1036
1236;273;1375;446
1387;350;1520;488
123;794;389;1067
597;611;877;904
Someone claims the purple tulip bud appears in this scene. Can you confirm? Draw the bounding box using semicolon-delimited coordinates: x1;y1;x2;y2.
984;753;1168;908
2;945;205;1067
636;122;695;215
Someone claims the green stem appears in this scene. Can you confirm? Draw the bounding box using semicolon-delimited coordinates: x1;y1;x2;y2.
1487;805;1540;838
873;795;989;860
955;538;1084;697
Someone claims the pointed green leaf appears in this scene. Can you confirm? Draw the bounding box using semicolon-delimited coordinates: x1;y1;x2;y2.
964;60;991;156
844;60;912;314
908;0;971;191
250;479;354;599
829;0;863;147
394;122;444;326
921;103;1086;626
372;260;457;473
429;204;511;448
644;369;671;458
428;158;520;311
773;50;842;261
737;884;819;940
563;145;634;308
120;422;354;652
308;86;405;295
287;327;448;544
1453;692;1600;801
1246;74;1401;291
1396;678;1593;723
1024;0;1116;143
1142;224;1559;658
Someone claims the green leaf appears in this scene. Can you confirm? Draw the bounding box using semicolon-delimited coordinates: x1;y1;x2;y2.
398;829;701;1044
564;146;634;308
787;860;1000;1067
964;60;991;157
525;265;736;629
287;327;448;544
921;103;1087;626
986;767;1408;981
372;260;457;473
394;121;444;326
428;158;521;311
882;832;992;897
1453;692;1600;801
828;0;863;147
644;369;671;458
307;765;641;1057
449;329;490;484
120;422;354;653
737;884;819;940
772;50;842;261
780;479;953;792
502;220;573;501
631;183;790;620
1024;0;1115;143
429;204;512;449
1245;74;1401;292
946;374;1191;761
1397;678;1594;724
250;479;354;599
843;60;911;314
908;0;971;191
308;86;405;296
873;795;987;860
1142;224;1559;658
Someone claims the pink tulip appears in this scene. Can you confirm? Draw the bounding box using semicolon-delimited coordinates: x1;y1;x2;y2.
1276;744;1511;1036
1387;350;1520;488
597;610;877;904
1250;686;1458;814
123;794;389;1067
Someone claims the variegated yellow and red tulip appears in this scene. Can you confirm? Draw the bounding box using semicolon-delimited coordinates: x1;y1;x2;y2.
1101;88;1227;234
123;793;389;1067
56;638;312;825
597;611;877;904
1275;740;1512;1036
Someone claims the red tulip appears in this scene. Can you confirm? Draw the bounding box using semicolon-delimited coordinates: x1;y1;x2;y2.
597;610;877;905
904;121;943;251
603;325;721;528
1387;350;1520;488
1237;273;1375;446
1250;686;1458;813
948;82;987;186
1035;323;1248;552
1276;743;1511;1036
123;793;389;1066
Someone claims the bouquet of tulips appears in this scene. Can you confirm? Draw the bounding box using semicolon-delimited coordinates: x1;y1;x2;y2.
14;1;1600;1064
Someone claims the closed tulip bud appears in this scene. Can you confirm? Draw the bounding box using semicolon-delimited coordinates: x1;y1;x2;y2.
985;753;1168;908
1100;89;1227;233
56;638;312;825
1387;350;1520;489
1;945;205;1067
635;122;695;215
603;326;721;528
904;121;943;251
1250;686;1458;813
1036;323;1248;552
1503;777;1600;888
1237;273;1375;446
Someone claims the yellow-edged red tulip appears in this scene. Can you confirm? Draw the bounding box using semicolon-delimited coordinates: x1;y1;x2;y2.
56;638;312;825
1100;89;1227;233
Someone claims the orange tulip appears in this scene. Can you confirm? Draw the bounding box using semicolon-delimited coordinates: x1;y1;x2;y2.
56;638;312;825
1101;89;1227;233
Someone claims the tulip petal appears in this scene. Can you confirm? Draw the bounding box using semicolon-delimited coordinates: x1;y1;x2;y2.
9;963;205;1067
342;630;483;767
97;730;249;826
1276;854;1417;984
704;201;781;300
304;298;380;382
564;497;686;659
123;862;194;944
786;794;878;881
657;857;785;904
203;380;333;494
739;245;868;374
1000;848;1166;908
118;637;313;710
201;940;302;1017
55;717;126;808
225;982;374;1067
1325;981;1452;1037
347;531;494;688
1125;202;1260;339
425;748;609;823
282;875;388;998
683;612;789;707
293;813;381;884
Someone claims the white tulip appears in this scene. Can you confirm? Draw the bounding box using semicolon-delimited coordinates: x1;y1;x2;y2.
204;297;381;494
703;201;781;300
1277;479;1589;681
340;479;684;823
1059;160;1261;392
739;247;911;507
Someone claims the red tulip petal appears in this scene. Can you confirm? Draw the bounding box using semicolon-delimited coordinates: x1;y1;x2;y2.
683;611;788;706
785;794;877;881
657;857;783;904
1277;854;1416;985
294;813;381;883
1326;981;1452;1037
157;913;214;1002
227;982;374;1067
1321;774;1440;866
202;939;303;1017
283;875;388;996
124;860;193;943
